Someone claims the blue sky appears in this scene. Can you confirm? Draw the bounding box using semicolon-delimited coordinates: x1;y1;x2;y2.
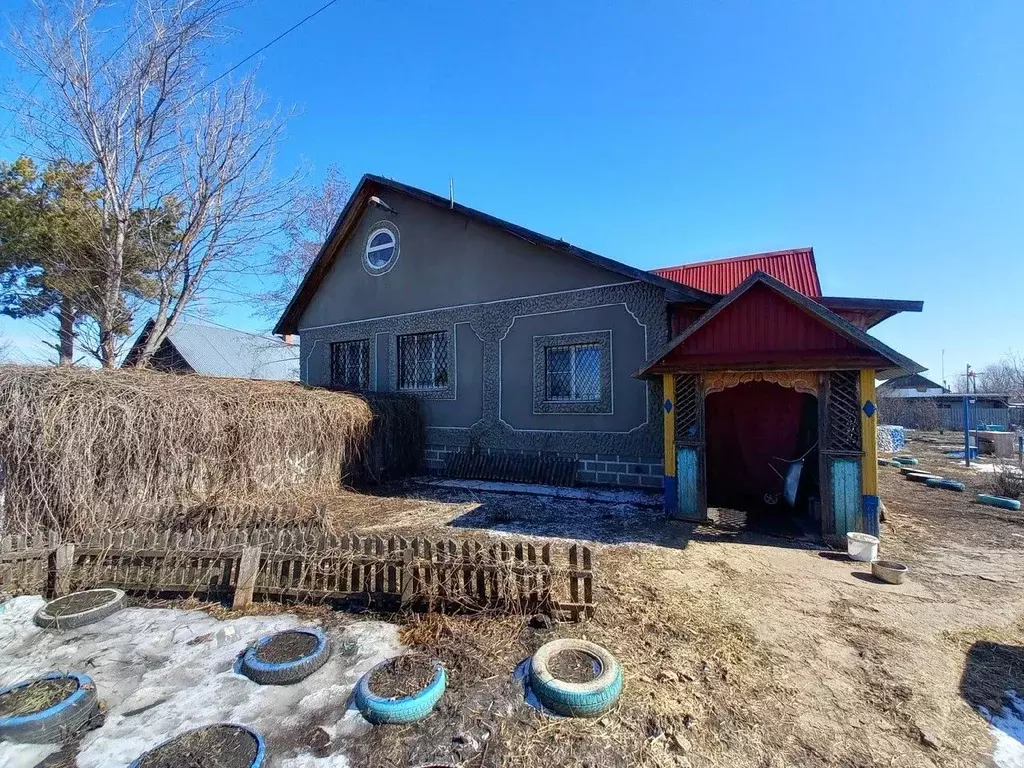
1;1;1021;385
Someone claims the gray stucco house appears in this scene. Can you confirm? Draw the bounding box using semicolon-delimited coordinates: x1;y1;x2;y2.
275;174;922;504
275;174;712;488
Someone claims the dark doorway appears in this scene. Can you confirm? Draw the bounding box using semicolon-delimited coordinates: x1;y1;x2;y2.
705;381;819;534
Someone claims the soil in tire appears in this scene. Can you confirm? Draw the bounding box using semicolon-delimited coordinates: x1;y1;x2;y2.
254;631;318;664
45;591;116;617
136;725;259;768
548;649;600;683
0;678;78;718
367;655;436;699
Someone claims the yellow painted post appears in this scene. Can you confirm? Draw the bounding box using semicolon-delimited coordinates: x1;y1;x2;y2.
662;373;677;514
860;369;878;495
663;373;676;477
860;369;880;536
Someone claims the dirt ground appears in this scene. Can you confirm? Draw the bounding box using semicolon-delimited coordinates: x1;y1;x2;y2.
303;432;1022;768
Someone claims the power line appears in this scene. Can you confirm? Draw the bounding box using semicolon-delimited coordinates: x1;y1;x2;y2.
198;0;343;93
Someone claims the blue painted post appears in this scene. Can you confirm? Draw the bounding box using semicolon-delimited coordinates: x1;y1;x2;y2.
963;395;971;468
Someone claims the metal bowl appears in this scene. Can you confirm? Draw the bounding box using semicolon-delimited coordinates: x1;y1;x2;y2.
871;559;909;585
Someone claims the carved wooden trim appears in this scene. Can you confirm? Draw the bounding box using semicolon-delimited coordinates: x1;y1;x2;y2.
703;370;819;397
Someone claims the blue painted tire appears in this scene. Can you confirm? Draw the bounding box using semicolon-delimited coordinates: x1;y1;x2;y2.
529;639;623;718
239;627;331;686
354;657;447;724
976;493;1022;511
0;672;98;744
128;724;266;768
925;478;966;492
894;457;919;466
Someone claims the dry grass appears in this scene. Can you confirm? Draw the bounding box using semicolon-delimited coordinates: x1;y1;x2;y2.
339;544;792;768
0;366;422;536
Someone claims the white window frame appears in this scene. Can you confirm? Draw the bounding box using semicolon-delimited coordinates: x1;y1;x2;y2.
364;224;399;274
545;343;602;402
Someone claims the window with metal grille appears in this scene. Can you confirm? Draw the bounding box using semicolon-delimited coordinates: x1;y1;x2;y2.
397;331;449;390
544;343;602;401
330;339;370;389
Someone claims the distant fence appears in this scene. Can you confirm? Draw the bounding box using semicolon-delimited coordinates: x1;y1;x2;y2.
941;406;1011;431
0;528;595;620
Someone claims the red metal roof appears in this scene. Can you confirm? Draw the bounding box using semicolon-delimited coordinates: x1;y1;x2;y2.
652;247;822;297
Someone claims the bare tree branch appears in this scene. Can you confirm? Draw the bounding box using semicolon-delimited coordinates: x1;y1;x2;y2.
6;0;300;367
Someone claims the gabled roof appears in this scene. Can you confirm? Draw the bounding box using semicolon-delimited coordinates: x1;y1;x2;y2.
126;319;299;381
652;247;822;297
877;373;948;392
636;271;925;379
274;175;715;335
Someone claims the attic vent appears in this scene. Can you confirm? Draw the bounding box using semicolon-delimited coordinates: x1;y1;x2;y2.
444;451;578;486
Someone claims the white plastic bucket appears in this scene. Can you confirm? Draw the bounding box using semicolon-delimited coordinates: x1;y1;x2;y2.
847;532;879;562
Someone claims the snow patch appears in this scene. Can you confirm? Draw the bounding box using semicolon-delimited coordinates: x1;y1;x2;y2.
981;690;1024;768
419;477;663;506
971;463;1024;476
0;596;402;767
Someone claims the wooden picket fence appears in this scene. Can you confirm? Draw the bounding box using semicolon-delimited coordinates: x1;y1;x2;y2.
0;532;57;596
0;528;596;620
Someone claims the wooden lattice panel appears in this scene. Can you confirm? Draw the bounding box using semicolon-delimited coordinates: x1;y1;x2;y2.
827;371;862;452
674;374;701;443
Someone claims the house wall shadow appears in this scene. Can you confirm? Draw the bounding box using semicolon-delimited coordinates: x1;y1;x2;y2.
960;641;1024;747
446;496;822;551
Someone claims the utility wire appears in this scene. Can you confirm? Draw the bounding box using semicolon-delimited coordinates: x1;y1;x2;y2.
198;0;343;93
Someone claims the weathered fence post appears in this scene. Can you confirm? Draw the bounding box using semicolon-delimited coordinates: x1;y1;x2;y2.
233;545;261;610
52;543;75;597
400;538;413;608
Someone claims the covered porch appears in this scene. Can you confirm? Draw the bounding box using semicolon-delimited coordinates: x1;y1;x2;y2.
637;272;924;542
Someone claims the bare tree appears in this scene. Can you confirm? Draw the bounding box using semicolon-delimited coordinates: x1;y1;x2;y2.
980;351;1024;400
6;0;300;367
257;165;349;317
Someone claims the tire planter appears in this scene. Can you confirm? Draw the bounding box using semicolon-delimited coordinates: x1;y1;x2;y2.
529;639;622;718
0;672;98;744
894;456;919;466
976;493;1022;511
238;627;331;686
34;588;127;630
354;657;447;725
128;724;266;768
925;478;966;492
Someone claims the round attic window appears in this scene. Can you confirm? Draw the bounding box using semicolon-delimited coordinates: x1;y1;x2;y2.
364;223;399;274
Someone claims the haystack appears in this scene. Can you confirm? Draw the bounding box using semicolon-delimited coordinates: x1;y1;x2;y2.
0;366;423;535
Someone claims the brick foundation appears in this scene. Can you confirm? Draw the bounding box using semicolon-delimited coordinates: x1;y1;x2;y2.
424;444;664;490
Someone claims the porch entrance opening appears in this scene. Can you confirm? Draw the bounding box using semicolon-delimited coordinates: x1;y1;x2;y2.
704;381;819;535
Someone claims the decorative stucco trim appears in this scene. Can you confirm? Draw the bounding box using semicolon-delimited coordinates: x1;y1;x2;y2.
298;280;640;332
703;370;820;397
532;330;613;415
299;280;667;455
497;303;649;434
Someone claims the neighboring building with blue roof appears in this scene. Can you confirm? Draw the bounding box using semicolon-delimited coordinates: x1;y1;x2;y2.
124;319;298;381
